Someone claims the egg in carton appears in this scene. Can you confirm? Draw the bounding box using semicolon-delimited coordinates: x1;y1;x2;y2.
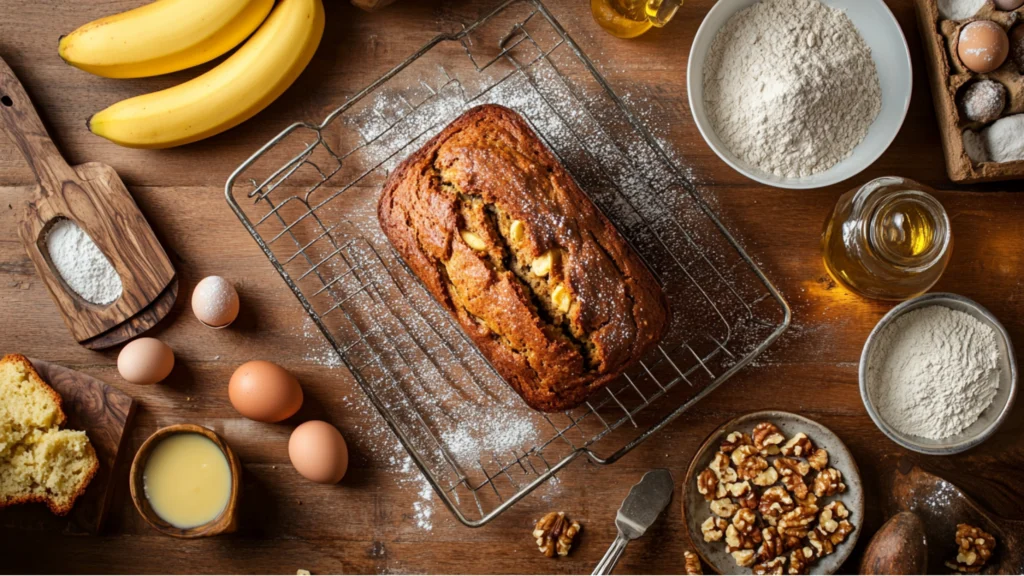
915;0;1024;182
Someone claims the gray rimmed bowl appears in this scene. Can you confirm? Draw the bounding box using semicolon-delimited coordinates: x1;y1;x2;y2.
859;293;1017;455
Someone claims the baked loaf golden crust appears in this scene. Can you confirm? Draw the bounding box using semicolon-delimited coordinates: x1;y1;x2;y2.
378;105;669;412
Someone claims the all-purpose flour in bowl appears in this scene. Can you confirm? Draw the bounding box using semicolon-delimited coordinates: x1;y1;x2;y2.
703;0;882;179
866;306;1000;440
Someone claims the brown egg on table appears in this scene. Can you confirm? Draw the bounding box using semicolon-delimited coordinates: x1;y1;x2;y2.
228;360;303;423
191;275;240;329
994;0;1024;10
118;337;175;384
288;420;349;484
958;20;1010;73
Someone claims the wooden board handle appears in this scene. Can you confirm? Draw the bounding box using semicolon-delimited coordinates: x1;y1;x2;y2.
0;56;78;196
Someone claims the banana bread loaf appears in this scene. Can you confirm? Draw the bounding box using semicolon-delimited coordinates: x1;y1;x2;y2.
377;105;669;412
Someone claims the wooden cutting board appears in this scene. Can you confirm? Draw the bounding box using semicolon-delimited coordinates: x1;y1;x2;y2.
0;56;177;349
0;359;136;534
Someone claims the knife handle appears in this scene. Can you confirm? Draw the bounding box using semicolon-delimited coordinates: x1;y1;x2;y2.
592;532;630;575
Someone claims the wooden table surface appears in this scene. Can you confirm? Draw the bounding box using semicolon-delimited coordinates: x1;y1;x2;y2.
2;0;1024;573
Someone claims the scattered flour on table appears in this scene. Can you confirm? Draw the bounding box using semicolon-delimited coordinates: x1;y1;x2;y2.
45;219;122;305
703;0;881;178
938;0;987;20
867;306;1000;440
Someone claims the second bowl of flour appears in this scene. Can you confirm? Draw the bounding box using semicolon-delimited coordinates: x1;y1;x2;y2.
688;0;912;189
860;293;1018;455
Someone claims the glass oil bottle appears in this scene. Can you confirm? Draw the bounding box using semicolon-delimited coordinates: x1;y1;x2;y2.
822;176;952;301
591;0;683;39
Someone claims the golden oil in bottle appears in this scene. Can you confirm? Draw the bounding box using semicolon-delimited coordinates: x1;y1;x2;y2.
822;177;952;301
591;0;683;39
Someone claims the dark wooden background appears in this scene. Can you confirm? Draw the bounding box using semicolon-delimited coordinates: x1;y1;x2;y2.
1;0;1023;573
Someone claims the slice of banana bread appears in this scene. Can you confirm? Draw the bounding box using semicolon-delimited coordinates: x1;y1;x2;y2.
378;105;670;412
0;354;98;515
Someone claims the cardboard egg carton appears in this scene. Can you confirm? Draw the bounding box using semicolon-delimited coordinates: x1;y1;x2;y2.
914;0;1024;183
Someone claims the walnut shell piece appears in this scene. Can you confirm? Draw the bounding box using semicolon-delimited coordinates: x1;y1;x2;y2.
532;511;581;558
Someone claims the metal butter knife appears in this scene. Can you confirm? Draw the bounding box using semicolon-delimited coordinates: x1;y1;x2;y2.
592;469;675;575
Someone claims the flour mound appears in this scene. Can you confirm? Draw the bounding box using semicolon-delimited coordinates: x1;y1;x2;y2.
867;306;1000;440
703;0;882;179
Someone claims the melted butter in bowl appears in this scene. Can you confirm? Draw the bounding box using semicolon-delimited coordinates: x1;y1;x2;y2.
143;433;232;529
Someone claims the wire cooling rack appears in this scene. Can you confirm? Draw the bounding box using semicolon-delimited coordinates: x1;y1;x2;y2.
226;0;790;527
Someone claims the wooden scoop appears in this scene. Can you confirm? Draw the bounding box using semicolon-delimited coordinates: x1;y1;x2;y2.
0;57;176;349
888;463;1024;574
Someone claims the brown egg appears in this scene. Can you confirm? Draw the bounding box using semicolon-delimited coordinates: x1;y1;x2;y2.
117;338;174;385
288;421;349;484
994;0;1024;10
958;20;1010;73
228;360;303;423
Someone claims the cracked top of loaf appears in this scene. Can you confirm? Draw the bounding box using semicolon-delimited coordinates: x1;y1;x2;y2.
377;104;669;412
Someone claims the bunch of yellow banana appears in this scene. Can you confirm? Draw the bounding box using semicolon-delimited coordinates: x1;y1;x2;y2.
60;0;325;148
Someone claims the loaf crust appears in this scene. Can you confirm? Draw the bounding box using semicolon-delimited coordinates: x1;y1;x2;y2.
0;354;99;515
378;105;669;412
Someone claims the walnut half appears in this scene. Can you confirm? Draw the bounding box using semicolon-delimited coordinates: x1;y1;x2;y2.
533;511;581;558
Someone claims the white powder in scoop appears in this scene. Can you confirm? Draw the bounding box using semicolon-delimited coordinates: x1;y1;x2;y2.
938;0;987;20
867;306;1000;440
45;219;122;305
703;0;881;179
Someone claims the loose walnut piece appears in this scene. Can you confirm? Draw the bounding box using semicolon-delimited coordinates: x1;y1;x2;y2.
781;433;814;458
752;422;786;453
711;497;739;518
533;511;580;558
710;452;739;484
684;551;703;575
757;527;785;563
807;448;828;471
726;480;753;498
778;504;819;539
788;546;816;575
752;466;780;487
774;458;811;500
697;469;718;501
944;523;997;573
732;550;756;568
701;516;728;543
759;486;795;527
721;431;753;453
811;468;845;498
753;556;786;575
732;508;758;534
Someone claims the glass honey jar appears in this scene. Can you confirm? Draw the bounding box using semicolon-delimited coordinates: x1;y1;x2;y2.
590;0;683;38
822;177;952;301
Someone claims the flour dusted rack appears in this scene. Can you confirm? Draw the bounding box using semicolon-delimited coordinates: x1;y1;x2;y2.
225;0;790;527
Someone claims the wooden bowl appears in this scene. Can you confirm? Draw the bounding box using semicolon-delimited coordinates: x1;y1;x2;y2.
682;411;864;575
129;424;241;538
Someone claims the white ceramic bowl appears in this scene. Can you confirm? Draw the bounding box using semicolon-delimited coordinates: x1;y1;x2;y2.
687;0;913;189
